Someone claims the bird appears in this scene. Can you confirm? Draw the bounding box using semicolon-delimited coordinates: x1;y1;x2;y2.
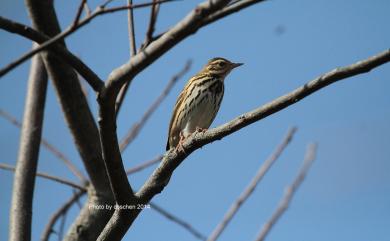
166;57;243;151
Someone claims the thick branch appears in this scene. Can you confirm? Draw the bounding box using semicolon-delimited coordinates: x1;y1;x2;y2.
105;0;231;94
105;0;268;95
136;48;390;216
9;45;48;241
254;143;317;241
207;127;296;241
25;1;114;240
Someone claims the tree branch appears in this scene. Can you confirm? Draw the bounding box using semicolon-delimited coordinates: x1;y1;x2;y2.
114;0;138;116
0;163;86;191
143;0;160;47
41;190;85;241
127;0;137;57
105;0;231;94
135;48;390;226
0;0;176;85
25;1;114;240
0;108;87;183
207;127;297;241
202;0;267;26
150;202;207;240
125;155;163;175
72;0;88;27
254;143;317;241
0;16;104;92
9;45;48;241
119;60;191;151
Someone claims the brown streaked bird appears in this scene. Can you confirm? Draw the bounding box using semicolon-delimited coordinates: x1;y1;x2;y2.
166;57;243;151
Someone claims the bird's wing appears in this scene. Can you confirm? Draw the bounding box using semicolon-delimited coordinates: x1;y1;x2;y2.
166;84;187;150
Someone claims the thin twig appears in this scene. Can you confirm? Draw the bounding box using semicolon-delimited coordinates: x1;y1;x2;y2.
84;1;91;17
119;60;191;151
0;16;104;92
144;0;160;47
114;0;138;116
207;127;297;241
58;211;67;241
41;190;85;241
0;0;177;80
127;0;137;57
0;108;87;182
203;0;267;26
72;0;87;27
254;143;317;241
0;163;87;191
126;155;163;175
150;202;207;240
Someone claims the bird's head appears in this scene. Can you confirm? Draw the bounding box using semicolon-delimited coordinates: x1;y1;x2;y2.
202;57;243;78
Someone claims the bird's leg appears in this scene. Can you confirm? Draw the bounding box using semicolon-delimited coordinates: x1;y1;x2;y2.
175;131;186;154
196;126;208;133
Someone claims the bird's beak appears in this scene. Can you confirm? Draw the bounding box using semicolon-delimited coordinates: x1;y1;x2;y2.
231;62;244;68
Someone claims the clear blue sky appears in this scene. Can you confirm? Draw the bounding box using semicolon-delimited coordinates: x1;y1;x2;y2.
1;0;389;240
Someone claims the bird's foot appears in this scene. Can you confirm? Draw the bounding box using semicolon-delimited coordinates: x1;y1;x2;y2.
175;131;187;154
196;127;208;133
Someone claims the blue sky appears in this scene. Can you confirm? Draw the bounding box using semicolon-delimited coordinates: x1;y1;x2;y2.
1;0;389;241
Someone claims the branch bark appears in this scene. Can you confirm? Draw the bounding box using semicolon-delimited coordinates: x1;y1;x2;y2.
9;44;48;241
25;1;114;240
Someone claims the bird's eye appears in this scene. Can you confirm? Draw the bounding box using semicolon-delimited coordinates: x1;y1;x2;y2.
218;62;226;67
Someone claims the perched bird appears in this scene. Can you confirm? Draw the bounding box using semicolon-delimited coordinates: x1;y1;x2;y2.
166;57;243;151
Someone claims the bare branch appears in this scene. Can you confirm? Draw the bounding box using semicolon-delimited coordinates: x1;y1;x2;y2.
9;47;47;241
126;155;163;175
150;202;207;240
105;0;231;93
127;0;137;57
254;143;317;241
25;1;115;239
143;0;160;47
119;60;191;151
0;0;177;82
113;0;138;116
0;163;87;191
202;0;267;26
207;127;297;241
0;108;87;183
84;1;91;17
41;191;85;241
135;48;390;227
72;0;87;27
0;16;104;92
